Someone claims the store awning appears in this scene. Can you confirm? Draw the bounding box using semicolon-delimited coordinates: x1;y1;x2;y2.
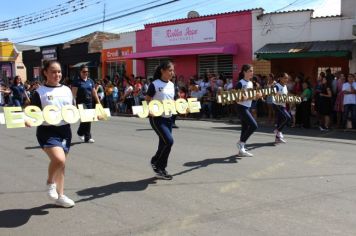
255;40;354;60
125;44;237;59
71;61;96;68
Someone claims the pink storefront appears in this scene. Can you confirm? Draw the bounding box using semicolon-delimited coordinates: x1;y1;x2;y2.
126;10;253;81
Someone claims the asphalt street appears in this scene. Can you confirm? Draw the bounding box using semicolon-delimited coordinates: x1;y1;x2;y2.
0;116;355;236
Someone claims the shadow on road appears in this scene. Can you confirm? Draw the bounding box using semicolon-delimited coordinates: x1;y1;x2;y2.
173;155;240;177
0;204;58;228
136;128;153;131
245;142;276;151
212;125;356;142
76;177;157;203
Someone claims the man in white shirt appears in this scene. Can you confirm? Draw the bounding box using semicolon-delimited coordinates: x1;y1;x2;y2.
342;74;356;129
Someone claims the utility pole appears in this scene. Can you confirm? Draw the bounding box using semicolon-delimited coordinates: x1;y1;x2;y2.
102;2;106;31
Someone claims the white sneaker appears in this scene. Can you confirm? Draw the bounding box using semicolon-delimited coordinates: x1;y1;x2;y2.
275;137;287;143
87;138;95;143
47;183;58;200
238;149;253;157
78;135;85;142
56;195;75;208
274;129;284;138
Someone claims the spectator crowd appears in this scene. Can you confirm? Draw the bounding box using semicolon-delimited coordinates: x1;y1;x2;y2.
1;67;355;131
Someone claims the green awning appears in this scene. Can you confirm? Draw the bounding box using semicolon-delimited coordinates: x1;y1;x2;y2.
255;40;354;60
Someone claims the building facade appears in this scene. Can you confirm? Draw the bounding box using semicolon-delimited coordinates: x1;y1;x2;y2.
252;0;356;80
126;10;254;81
23;31;120;82
102;32;136;79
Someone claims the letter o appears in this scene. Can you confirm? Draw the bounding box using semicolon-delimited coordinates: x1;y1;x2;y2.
62;105;80;124
148;100;164;116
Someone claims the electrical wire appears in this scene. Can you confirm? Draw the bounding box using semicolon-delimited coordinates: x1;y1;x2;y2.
14;0;180;44
0;0;103;31
10;0;169;42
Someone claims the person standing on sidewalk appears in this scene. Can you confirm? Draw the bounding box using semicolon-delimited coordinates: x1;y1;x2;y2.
272;73;291;143
71;65;100;143
26;60;75;207
342;74;356;129
235;64;262;157
146;61;175;180
10;75;30;107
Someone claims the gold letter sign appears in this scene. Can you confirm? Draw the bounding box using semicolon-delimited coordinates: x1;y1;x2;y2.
0;104;111;128
132;99;201;118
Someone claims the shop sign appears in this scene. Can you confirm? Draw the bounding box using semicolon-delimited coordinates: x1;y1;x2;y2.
42;47;57;61
152;19;216;47
102;47;133;61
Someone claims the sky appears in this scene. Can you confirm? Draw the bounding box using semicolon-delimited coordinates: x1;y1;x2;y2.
0;0;341;46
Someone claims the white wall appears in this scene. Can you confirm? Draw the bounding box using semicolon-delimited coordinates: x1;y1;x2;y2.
103;31;137;75
252;9;356;72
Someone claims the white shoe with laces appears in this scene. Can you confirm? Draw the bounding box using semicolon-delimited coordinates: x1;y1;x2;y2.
47;183;58;200
238;149;254;157
87;138;95;143
274;129;284;139
275;137;287;143
56;195;75;208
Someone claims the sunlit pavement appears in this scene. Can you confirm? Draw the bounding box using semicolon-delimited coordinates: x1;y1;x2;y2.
1;116;355;236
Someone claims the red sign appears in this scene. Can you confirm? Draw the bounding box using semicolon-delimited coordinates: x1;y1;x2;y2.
102;47;133;61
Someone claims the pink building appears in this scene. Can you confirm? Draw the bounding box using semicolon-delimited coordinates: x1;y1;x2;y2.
126;10;253;81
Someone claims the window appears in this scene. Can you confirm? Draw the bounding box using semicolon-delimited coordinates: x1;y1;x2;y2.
106;61;127;80
198;55;233;78
145;58;171;80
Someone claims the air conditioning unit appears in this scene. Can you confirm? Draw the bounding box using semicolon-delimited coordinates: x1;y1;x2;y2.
353;25;356;36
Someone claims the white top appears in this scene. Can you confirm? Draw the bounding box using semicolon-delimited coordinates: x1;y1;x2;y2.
34;85;73;126
224;82;233;91
124;85;133;98
199;81;210;96
147;79;175;118
236;79;253;108
273;83;288;107
342;82;356;105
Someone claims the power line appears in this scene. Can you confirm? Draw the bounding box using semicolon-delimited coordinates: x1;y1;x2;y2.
0;0;103;31
10;0;167;43
273;0;302;12
107;0;257;33
15;0;179;44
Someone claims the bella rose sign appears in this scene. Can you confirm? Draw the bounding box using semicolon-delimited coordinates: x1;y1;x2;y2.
152;19;216;47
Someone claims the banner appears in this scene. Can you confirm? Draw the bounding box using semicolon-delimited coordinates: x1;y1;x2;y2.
132;98;201;118
0;104;110;128
217;88;302;105
152;20;216;47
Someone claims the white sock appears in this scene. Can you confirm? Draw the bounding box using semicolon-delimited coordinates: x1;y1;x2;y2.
239;142;245;150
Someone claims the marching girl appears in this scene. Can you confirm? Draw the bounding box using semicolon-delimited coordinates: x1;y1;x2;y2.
26;60;75;207
272;73;291;143
236;64;261;157
146;61;175;180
